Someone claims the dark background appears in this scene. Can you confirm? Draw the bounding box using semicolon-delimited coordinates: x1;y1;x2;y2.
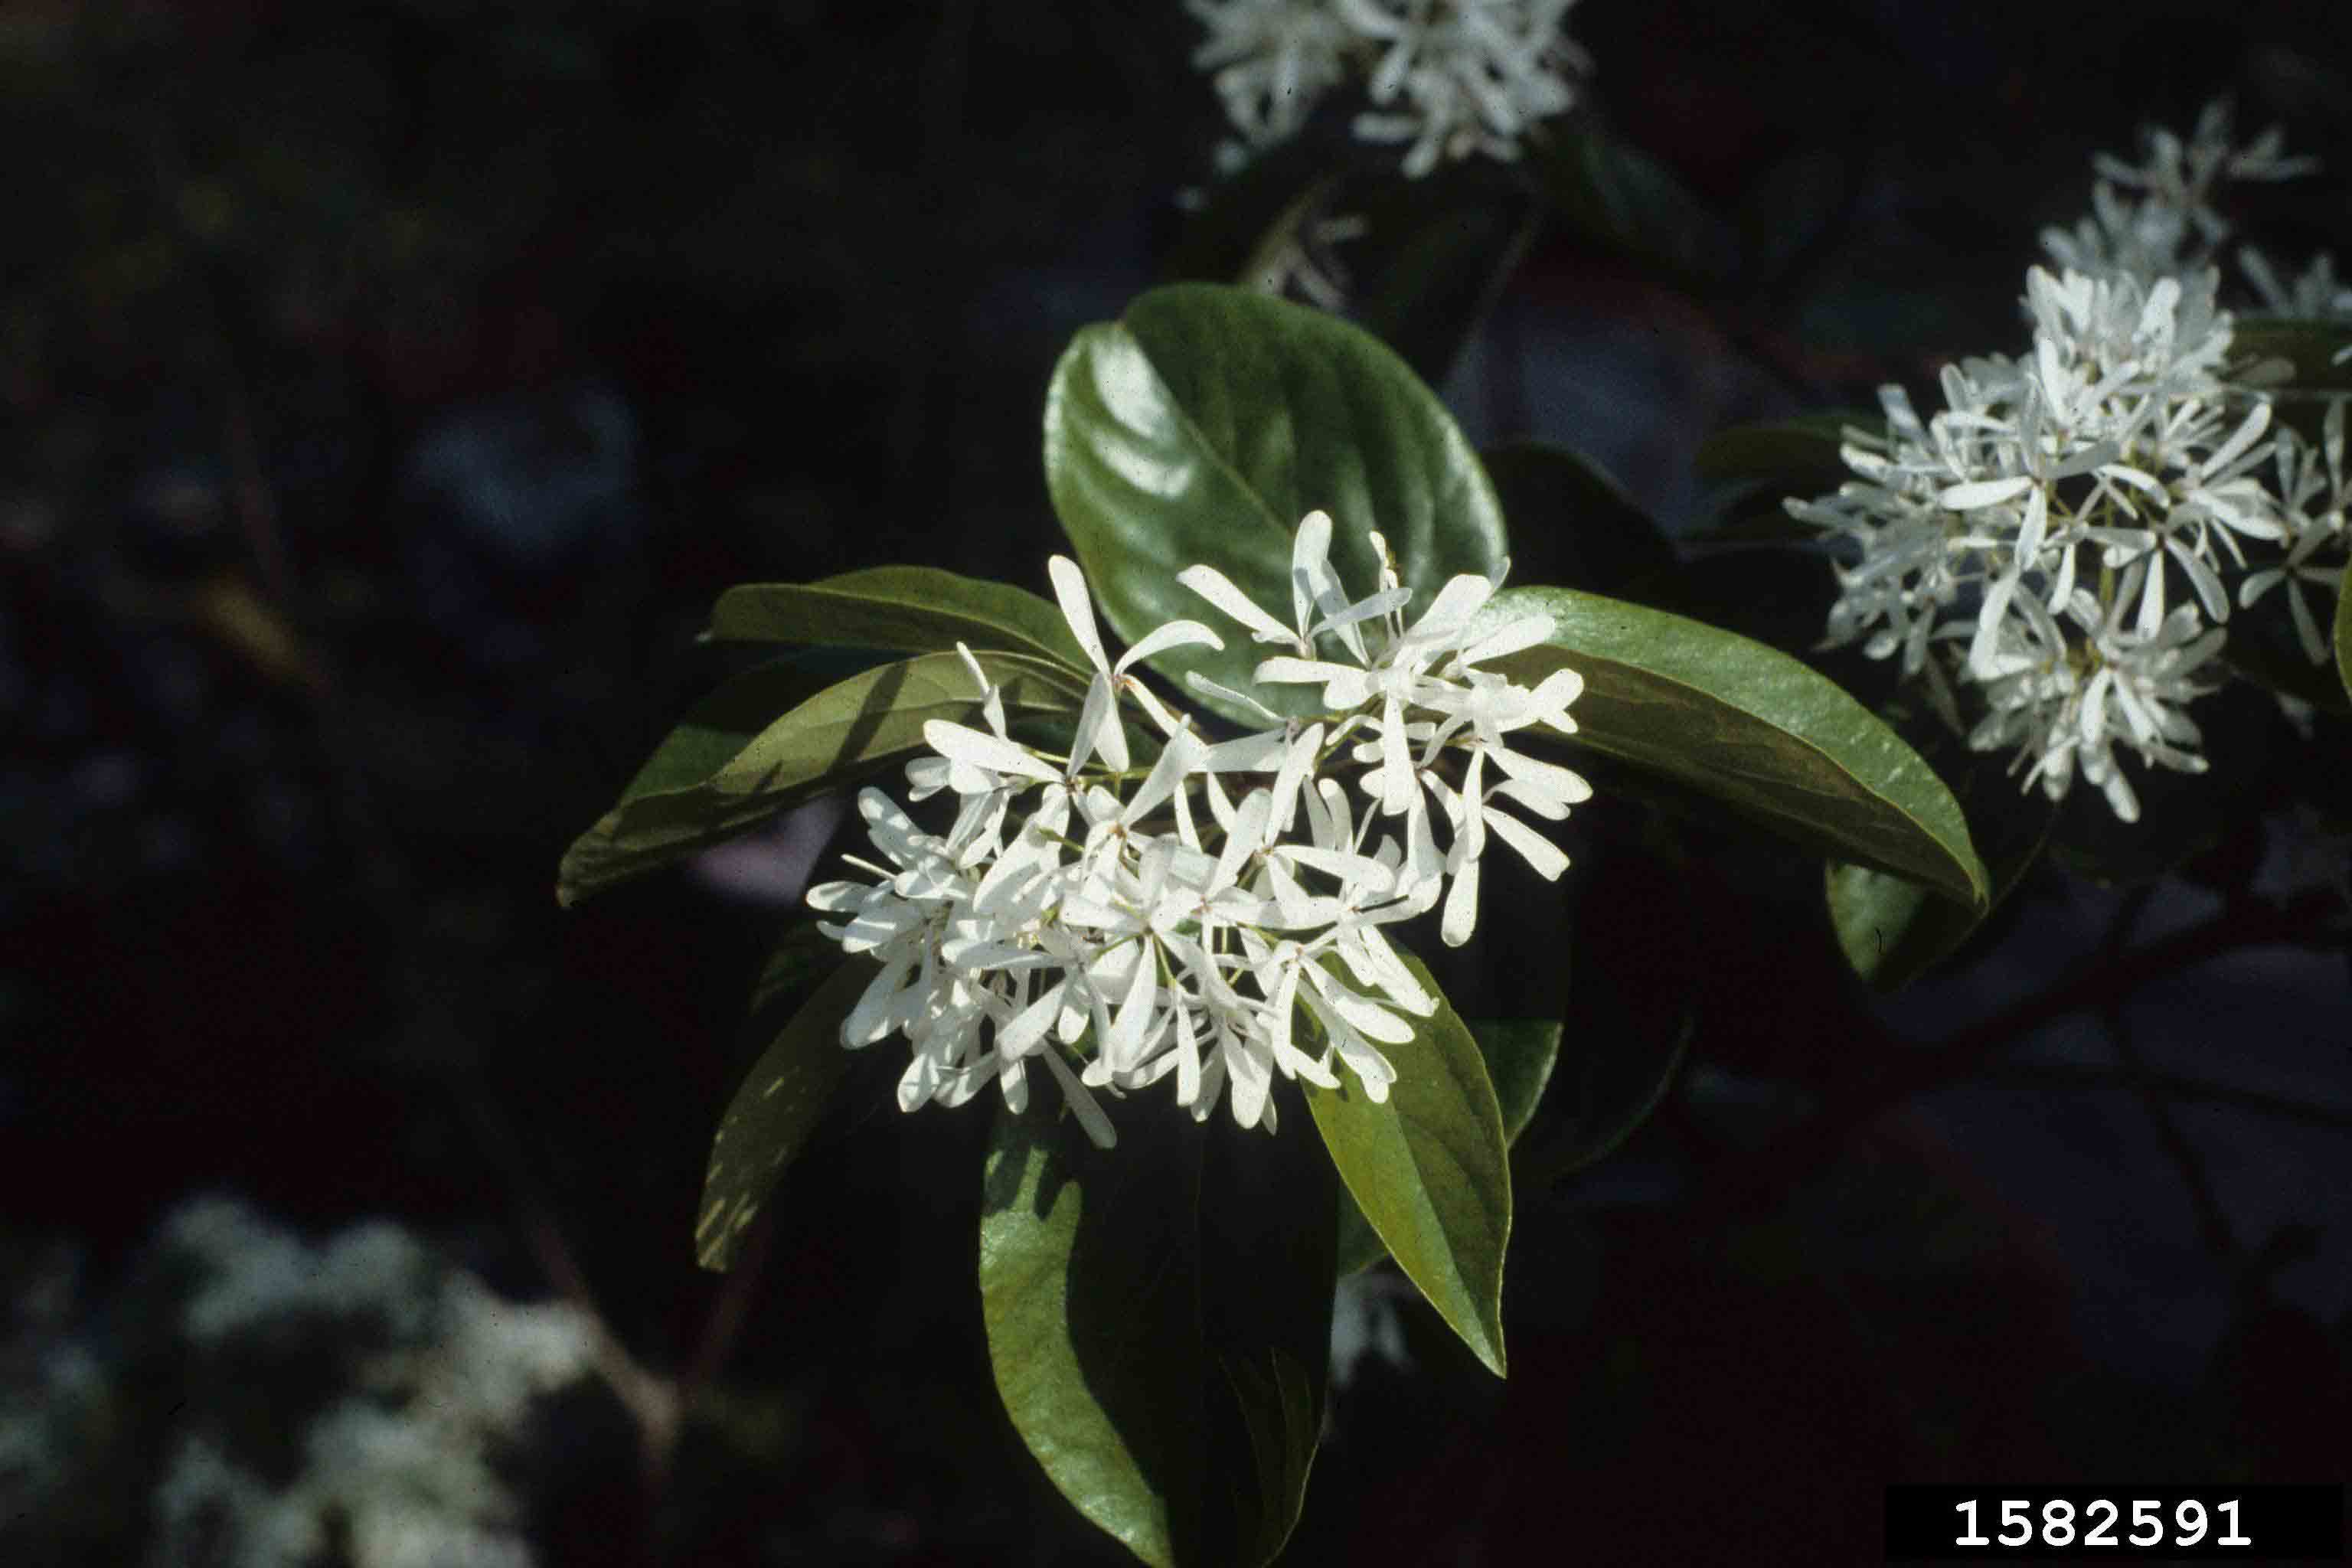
3;1;2347;1562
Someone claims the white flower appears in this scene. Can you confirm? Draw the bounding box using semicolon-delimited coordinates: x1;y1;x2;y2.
2042;99;2315;285
2242;398;2351;663
1340;0;1586;178
1188;0;1587;178
1188;0;1354;149
1049;554;1223;775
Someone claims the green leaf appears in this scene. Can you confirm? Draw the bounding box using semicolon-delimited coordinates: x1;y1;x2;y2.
1468;585;1988;906
1304;951;1510;1377
1822;714;2055;991
1043;282;1508;723
1334;1014;1559;1276
2337;559;2352;705
1475;1018;1564;1145
1826;790;2050;991
2233;318;2352;397
1546;1017;1690;1181
693;954;872;1271
1534;124;1738;290
558;650;1088;906
708;566;1092;673
1483;441;1676;596
979;1094;1335;1568
1524;830;1701;1181
594;651;891;808
1341;167;1538;390
1694;413;1873;492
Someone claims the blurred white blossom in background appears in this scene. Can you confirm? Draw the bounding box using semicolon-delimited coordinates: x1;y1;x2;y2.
1;1198;599;1568
1789;102;2352;822
1188;0;1587;178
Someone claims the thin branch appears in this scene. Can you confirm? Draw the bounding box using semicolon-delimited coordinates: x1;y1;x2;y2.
1968;1062;2352;1135
1677;889;2338;1237
456;1086;683;1470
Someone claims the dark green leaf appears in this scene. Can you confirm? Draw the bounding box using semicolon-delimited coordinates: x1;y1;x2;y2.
979;1093;1335;1568
1341;168;1538;390
1468;585;1988;905
1305;951;1510;1376
2337;559;2352;704
1524;829;1701;1181
708;567;1092;672
1043;283;1508;723
1334;1014;1559;1276
586;650;887;812
1826;769;2052;991
1476;1018;1564;1145
1484;440;1676;596
1694;413;1873;492
693;955;873;1271
558;650;1087;906
1733;149;1850;291
2233;318;2352;397
1534;124;1738;290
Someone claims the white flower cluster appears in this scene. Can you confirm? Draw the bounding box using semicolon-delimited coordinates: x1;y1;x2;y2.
1789;106;2351;822
1188;0;1587;178
808;512;1587;1146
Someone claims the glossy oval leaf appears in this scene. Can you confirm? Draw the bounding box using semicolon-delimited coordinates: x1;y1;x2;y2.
980;1094;1336;1568
1334;1014;1559;1276
709;566;1091;672
558;649;1087;906
1043;282;1508;722
1467;585;1988;906
1304;951;1510;1377
694;952;874;1271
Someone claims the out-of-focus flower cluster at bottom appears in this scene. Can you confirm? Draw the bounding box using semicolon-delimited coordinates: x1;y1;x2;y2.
1;1199;598;1568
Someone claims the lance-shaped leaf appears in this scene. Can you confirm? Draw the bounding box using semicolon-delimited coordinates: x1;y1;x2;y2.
694;952;874;1271
980;1095;1336;1568
1341;166;1538;390
1465;586;1988;905
1694;413;1875;492
1043;283;1508;723
1334;1014;1557;1276
1824;707;2064;991
2233;318;2352;398
2337;559;2352;704
1538;832;1699;1179
709;566;1092;673
559;649;1087;906
1305;951;1510;1377
1828;797;2052;991
1536;123;1739;291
